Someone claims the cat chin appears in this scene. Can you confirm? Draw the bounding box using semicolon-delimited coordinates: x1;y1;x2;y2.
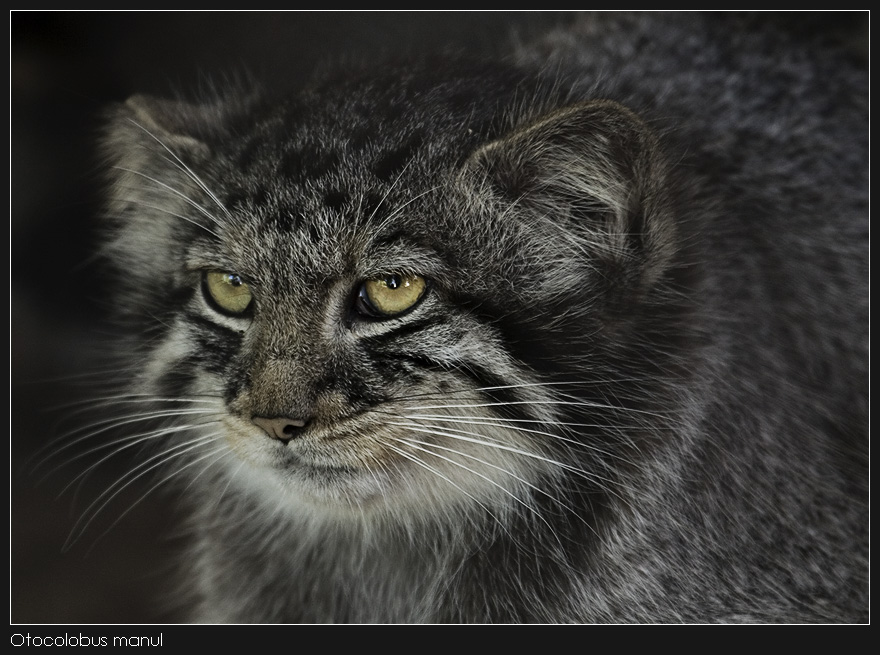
212;415;407;511
213;414;544;523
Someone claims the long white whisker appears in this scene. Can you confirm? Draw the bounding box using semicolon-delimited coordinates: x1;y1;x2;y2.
63;433;218;551
390;420;633;500
369;184;443;240
381;441;509;533
398;436;592;542
125;117;233;221
401;413;648;465
404;413;599;443
112;193;225;240
33;407;220;474
407;398;671;420
112;166;225;236
52;394;221;414
364;156;417;225
83;442;232;554
52;420;221;495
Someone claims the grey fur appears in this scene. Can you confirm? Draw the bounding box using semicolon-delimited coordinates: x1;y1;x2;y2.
92;13;867;623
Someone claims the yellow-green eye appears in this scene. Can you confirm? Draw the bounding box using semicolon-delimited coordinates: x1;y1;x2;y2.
357;274;427;318
204;271;253;315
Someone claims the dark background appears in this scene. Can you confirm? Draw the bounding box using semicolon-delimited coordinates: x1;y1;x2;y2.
10;11;868;626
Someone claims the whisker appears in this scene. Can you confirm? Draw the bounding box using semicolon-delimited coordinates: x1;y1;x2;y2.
368;184;443;243
63;433;220;551
363;156;417;226
112;167;225;238
380;440;510;535
111;191;226;240
390;420;635;501
83;441;231;555
50;393;221;415
400;413;630;461
51;419;221;495
32;407;220;474
398;435;597;542
374;377;669;408
125;117;234;222
406;398;672;420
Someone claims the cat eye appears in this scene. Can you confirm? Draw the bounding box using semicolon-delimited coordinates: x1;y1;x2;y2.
203;271;253;315
356;274;427;318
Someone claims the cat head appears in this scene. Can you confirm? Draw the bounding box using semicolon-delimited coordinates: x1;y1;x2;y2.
98;67;689;527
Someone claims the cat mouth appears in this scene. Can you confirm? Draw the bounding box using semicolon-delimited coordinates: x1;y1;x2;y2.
269;436;400;506
244;413;394;473
229;409;542;508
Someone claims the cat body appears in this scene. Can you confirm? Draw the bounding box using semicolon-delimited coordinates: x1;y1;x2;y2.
97;13;867;622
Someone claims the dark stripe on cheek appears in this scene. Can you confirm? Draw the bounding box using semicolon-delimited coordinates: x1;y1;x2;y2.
370;351;442;388
453;361;538;424
449;287;591;377
362;316;439;344
137;286;197;344
184;312;245;375
375;333;538;425
156;358;199;400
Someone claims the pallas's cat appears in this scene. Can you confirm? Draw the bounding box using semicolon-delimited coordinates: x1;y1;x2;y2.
86;14;867;622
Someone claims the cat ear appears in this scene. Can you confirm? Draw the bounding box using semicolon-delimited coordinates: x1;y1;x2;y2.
98;95;236;285
102;94;216;171
462;100;676;273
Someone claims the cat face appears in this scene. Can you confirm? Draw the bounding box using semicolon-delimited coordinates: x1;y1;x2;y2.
99;68;683;525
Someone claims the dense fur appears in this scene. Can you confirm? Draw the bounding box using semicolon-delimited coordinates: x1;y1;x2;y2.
91;13;866;622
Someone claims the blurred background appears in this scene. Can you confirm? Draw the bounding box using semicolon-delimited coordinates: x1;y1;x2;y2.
11;11;867;625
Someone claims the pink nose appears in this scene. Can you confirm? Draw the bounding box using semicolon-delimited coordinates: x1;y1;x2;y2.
252;416;308;442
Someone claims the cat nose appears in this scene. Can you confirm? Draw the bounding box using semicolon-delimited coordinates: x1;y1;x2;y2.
252;416;308;443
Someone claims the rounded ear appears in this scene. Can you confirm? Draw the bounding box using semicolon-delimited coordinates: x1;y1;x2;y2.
121;93;224;141
461;100;678;281
97;94;239;295
100;88;264;194
101;94;217;184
